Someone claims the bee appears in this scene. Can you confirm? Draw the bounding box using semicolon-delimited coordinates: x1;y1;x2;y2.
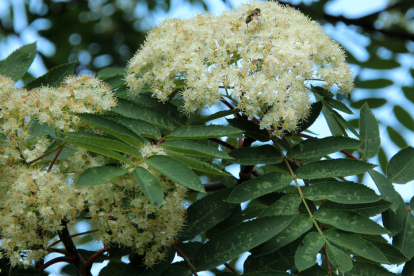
246;8;261;25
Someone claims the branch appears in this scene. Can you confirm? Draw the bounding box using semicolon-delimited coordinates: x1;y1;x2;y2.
57;221;91;276
208;138;236;150
38;256;76;272
47;147;63;172
172;244;198;276
49;230;98;247
85;246;110;271
224;263;240;275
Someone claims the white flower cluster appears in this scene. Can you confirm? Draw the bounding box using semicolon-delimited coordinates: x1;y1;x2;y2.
0;74;116;140
126;1;354;135
0;166;84;266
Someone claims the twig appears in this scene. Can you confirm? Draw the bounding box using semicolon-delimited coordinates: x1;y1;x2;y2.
47;147;63;173
208;138;236;150
224;263;240;275
49;230;98;247
172;244;198;276
38;256;76;272
85;246;110;271
26;145;60;165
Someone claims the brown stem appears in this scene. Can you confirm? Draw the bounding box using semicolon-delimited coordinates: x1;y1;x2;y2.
49;230;98;247
27;147;59;165
47;147;63;173
220;97;242;119
85;246;110;271
156;137;165;145
57;221;91;276
224;263;240;275
38;256;76;272
208;138;236;150
172;244;198;276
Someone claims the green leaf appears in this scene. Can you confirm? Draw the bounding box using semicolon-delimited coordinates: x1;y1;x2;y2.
393;213;414;259
344;262;397;276
163;140;232;159
260;215;313;255
378;147;388;173
166;125;243;140
176;242;203;260
105;114;161;139
228;145;283;165
41;141;76;161
191;109;241;125
364;237;408;264
166;151;229;176
387;147;414;184
287;137;361;159
242;272;290;276
0;42;36;81
160;266;192;276
303;181;380;204
103;75;125;89
58;137;133;165
326;242;353;273
324;229;388;263
310;86;334;98
359;103;381;159
362;57;400;70
368;170;400;212
192;215;295;271
388;126;409;149
0;133;8;142
394;105;414;131
314;209;388;235
403;86;414;104
351;98;387;109
332;109;361;138
296;159;376;179
322;105;345;136
259;194;301;217
111;98;175;129
206;206;243;239
123;247;175;276
402;258;414;276
411;195;414;209
99;259;127;276
129;93;186;127
382;194;407;236
76;166;128;186
319;200;392;217
295;232;325;272
26;120;55;142
134;167;164;209
179;188;237;241
24;61;77;90
244;246;296;273
76;113;145;147
226;118;270;142
97;67;125;79
146;155;204;192
357;78;393;89
60;131;142;158
323;97;353;114
227;172;292;203
284;101;323;136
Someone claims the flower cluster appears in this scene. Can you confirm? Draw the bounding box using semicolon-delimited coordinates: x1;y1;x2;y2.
0;165;84;266
0;74;186;267
0;74;116;143
126;1;354;135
